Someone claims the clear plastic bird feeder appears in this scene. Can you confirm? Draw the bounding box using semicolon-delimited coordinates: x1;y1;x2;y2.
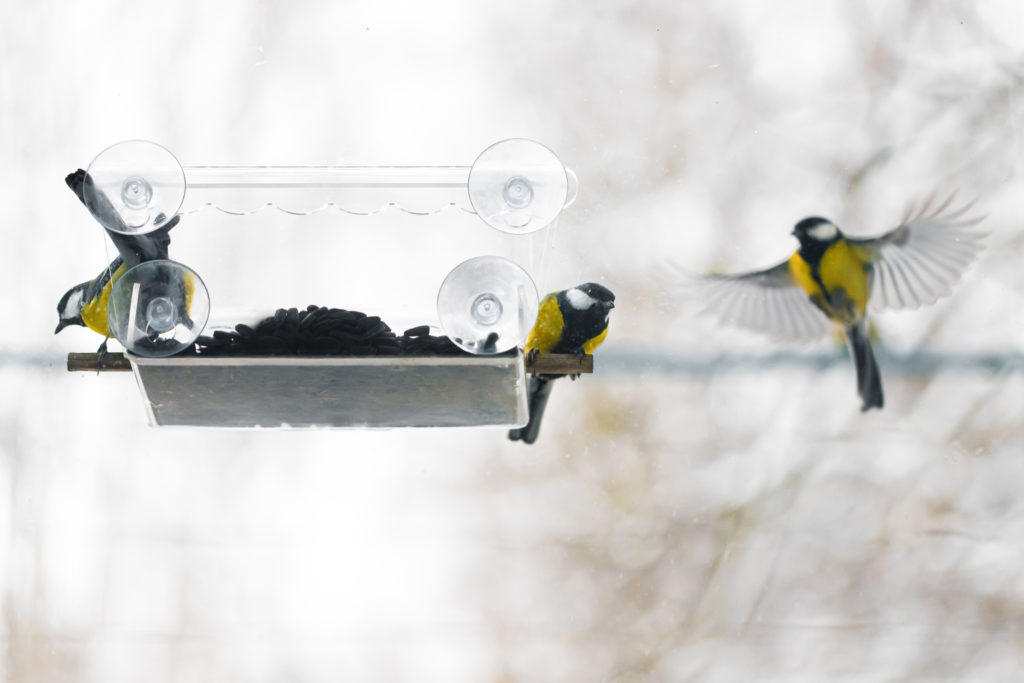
77;138;578;428
85;138;577;236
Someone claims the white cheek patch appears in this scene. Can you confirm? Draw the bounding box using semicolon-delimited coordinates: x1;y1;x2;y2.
808;222;838;241
565;288;597;311
62;290;84;318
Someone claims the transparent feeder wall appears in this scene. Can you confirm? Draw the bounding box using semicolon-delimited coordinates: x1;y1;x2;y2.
82;139;577;428
85;138;578;235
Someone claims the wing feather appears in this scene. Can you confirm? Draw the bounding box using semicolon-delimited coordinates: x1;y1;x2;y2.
851;194;986;311
676;260;833;341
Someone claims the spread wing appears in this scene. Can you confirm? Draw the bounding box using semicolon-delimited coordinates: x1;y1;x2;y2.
679;260;833;342
849;193;986;311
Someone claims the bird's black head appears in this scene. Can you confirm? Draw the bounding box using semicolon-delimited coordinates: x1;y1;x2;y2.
573;282;610;309
792;216;841;250
569;280;614;321
55;284;86;334
790;216;839;259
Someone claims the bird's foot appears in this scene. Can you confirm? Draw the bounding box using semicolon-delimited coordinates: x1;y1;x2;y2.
95;338;110;373
571;348;586;380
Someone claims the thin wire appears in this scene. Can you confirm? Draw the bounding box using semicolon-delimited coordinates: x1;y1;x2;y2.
596;348;1024;377
22;346;1024;373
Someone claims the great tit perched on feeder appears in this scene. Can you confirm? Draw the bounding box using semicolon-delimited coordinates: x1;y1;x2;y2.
55;169;183;356
55;256;127;339
508;282;615;445
686;193;985;411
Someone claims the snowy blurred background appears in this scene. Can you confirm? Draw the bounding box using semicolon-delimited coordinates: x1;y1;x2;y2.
3;0;1024;680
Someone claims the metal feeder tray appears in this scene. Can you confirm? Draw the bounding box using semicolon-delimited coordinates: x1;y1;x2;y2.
126;352;528;429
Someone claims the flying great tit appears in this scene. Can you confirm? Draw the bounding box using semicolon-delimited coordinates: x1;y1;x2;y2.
688;194;985;411
508;282;615;444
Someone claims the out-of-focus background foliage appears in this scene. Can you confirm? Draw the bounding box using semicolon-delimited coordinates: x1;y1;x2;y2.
3;1;1024;680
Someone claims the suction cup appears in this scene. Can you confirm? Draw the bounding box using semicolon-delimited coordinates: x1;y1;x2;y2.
83;140;185;235
437;255;539;355
467;139;574;234
107;260;210;358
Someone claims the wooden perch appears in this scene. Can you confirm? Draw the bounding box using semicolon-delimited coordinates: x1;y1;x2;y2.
67;351;594;375
525;353;593;375
67;352;132;372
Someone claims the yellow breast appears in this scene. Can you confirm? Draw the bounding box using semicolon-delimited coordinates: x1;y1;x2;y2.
821;240;870;318
80;263;128;337
525;292;564;355
581;324;609;354
788;251;819;301
788;240;870;324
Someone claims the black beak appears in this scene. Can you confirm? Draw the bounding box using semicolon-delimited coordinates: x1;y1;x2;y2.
605;301;616;310
55;317;80;334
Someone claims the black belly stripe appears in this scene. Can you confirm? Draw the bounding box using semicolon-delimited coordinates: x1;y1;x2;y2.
552;290;608;354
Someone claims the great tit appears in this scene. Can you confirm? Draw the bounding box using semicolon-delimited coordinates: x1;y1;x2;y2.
56;169;182;355
55;256;127;340
55;253;198;358
689;194;985;410
508;282;615;444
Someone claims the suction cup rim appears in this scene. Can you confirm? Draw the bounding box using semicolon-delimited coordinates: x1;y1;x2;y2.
468;138;572;234
436;255;539;355
107;259;210;358
84;140;186;236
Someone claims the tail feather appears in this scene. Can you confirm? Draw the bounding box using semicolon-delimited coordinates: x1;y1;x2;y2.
67;168;179;265
846;323;884;411
508;376;556;444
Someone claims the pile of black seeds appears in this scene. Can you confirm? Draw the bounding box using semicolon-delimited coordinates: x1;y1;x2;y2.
398;324;467;356
190;306;475;357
